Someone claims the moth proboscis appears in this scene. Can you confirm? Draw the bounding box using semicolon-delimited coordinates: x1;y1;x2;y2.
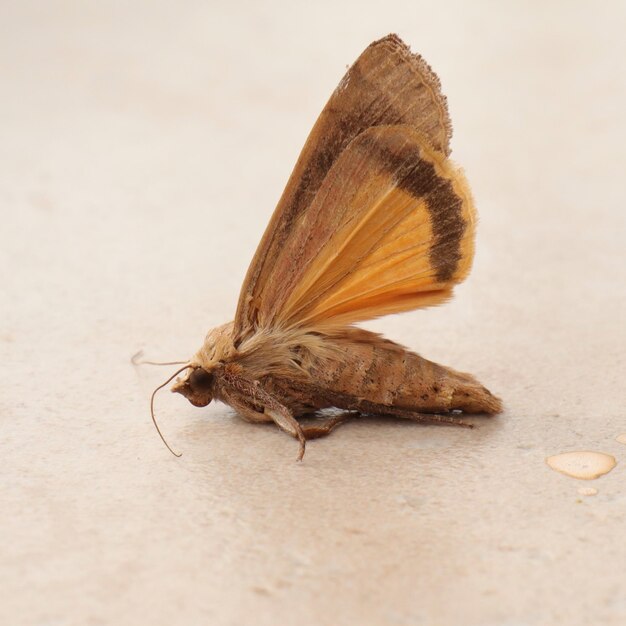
147;34;502;460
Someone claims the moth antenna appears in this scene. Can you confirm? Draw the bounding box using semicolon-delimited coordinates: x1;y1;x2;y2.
132;350;188;367
149;364;192;457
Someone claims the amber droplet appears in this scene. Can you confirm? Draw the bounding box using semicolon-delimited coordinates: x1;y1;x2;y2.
577;486;598;496
546;451;616;480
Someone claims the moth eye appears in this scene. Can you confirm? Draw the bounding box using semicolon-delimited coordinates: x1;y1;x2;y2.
189;368;213;389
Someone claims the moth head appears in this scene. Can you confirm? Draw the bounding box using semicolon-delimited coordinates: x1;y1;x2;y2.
171;367;214;407
148;362;215;458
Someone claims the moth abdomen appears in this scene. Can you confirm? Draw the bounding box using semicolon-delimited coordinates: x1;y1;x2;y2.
310;328;501;416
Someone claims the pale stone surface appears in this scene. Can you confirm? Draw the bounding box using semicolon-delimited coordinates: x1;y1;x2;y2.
2;2;625;625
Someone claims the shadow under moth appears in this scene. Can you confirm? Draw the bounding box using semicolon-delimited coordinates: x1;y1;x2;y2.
149;34;502;460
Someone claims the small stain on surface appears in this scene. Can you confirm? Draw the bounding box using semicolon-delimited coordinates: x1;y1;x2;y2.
397;494;421;509
252;586;271;596
616;433;626;445
577;486;598;496
546;451;616;480
29;191;55;212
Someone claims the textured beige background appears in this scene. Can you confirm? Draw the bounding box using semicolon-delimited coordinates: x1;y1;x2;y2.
2;2;626;625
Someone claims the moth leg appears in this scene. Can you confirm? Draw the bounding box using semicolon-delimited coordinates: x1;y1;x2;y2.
264;406;307;461
299;412;356;440
220;373;306;459
383;408;474;428
219;386;273;424
234;405;273;424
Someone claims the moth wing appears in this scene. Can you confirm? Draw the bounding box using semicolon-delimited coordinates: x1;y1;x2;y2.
241;125;475;329
234;34;451;339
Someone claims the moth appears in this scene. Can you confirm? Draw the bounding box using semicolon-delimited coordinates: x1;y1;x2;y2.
151;34;502;459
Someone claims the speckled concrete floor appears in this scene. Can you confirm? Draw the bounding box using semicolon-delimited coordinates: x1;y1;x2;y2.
2;2;625;625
